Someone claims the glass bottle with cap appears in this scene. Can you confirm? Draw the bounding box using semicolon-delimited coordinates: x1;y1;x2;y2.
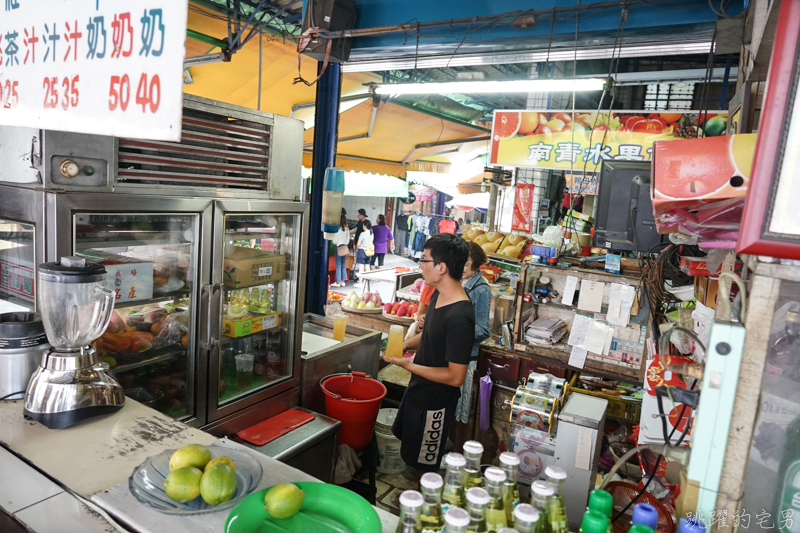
463;441;484;490
442;453;467;511
484;466;508;532
587;490;613;533
529;481;555;533
397;490;424;533
678;517;706;533
544;466;568;533
631;503;658;531
513;504;540;533
578;510;610;533
420;472;445;533
445;508;472;533
499;452;520;524
466;487;490;533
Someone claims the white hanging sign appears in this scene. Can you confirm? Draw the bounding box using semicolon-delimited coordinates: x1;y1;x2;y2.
0;0;188;141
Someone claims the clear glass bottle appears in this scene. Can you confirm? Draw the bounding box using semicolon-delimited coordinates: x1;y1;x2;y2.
587;490;614;533
544;466;568;533
466;487;490;533
260;288;271;313
445;508;471;533
397;490;424;533
767;310;800;380
442;453;467;512
420;472;445;533
499;452;520;525
530;481;555;533
463;441;484;490
578;510;610;533
513;504;540;533
484;467;508;532
249;287;260;308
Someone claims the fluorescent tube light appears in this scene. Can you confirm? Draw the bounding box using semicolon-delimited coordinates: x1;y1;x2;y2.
372;78;608;95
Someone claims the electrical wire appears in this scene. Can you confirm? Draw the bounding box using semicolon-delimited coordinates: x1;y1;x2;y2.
0;391;25;401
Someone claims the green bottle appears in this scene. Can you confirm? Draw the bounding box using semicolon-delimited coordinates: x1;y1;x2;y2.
578;510;610;533
776;414;800;533
628;526;655;533
587;490;614;533
530;481;554;533
484;467;508;532
544;466;568;533
499;452;521;526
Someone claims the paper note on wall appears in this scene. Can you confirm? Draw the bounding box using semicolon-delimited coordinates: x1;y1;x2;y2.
575;426;594;470
561;276;579;306
583;321;609;354
569;346;588;369
577;280;605;313
568;315;593;346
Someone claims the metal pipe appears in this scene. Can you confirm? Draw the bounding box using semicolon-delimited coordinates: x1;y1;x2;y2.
304;150;408;167
291;93;372;113
389;100;491;133
189;0;285;38
487;183;499;231
186;29;229;49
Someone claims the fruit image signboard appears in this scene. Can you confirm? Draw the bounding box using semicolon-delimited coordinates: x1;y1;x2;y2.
489;110;729;171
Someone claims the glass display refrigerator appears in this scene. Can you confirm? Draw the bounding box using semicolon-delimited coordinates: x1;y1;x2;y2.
0;95;309;433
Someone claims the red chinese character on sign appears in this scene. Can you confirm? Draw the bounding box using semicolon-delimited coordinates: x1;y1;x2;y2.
111;13;133;58
128;287;136;299
63;21;82;62
130;269;137;277
115;270;121;277
23;27;37;64
114;288;121;300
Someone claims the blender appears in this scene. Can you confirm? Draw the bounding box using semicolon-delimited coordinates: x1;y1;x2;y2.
24;257;125;429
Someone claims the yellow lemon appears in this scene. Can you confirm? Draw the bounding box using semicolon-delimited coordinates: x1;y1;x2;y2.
200;464;237;505
205;455;236;473
169;444;212;472
264;483;305;519
164;466;203;503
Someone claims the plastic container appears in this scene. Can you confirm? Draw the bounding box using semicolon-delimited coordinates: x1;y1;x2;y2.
631;504;659;531
375;408;405;474
320;371;387;449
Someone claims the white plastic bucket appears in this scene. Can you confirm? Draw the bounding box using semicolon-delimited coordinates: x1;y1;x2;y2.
375;408;405;474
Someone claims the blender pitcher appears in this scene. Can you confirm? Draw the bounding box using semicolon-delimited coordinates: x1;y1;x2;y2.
37;257;115;350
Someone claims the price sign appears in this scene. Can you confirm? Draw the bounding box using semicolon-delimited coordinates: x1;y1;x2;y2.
0;0;188;141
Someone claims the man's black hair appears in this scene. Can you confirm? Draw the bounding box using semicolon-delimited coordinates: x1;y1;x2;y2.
424;233;469;281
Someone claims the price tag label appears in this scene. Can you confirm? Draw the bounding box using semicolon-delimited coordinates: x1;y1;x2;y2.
0;0;187;141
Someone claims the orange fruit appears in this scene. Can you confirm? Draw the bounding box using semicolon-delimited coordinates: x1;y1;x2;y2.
660;112;683;124
494;112;522;140
518;112;539;135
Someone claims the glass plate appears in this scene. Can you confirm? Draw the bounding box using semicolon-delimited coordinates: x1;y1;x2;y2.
129;445;264;514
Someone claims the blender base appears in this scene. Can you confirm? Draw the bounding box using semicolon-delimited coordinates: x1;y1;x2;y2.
24;404;124;430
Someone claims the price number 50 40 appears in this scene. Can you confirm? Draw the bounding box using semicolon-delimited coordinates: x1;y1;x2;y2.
109;73;161;113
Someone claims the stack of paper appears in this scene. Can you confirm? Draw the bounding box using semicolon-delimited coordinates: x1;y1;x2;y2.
525;317;567;345
566;314;617;369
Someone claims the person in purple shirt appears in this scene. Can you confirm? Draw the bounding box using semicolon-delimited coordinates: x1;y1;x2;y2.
370;214;395;269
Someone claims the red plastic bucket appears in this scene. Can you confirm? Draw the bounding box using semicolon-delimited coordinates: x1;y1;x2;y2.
320;371;387;449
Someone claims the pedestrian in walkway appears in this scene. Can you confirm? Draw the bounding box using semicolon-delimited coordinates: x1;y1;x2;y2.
370;214;395;270
331;214;351;287
354;220;373;288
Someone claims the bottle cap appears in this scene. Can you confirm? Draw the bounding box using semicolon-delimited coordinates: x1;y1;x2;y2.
445;507;471;528
513;503;540;524
531;480;555;497
484;466;507;483
545;465;567;480
445;452;467;468
679;517;706;533
588;490;613;518
463;441;484;456
632;503;659;530
580;510;611;533
466;487;490;505
629;526;656;533
399;490;424;509
499;452;520;466
499;529;520;533
420;472;443;490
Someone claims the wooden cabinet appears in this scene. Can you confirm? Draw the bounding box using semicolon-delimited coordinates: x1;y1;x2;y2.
477;351;521;387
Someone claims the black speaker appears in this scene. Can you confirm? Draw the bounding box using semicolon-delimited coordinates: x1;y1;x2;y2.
301;0;358;63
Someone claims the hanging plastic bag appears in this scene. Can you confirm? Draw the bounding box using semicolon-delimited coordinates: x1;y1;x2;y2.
479;368;493;432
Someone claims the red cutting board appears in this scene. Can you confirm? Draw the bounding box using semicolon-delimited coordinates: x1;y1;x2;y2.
237;409;315;446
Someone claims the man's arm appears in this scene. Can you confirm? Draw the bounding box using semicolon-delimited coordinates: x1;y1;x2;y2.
382;356;468;387
403;333;421;351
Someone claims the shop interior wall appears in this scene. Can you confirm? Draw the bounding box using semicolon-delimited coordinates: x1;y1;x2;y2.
343;196;388;224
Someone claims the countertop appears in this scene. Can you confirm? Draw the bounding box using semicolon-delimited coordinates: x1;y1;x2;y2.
0;399;398;532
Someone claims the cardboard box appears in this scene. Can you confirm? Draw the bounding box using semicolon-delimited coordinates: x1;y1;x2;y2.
694;276;719;308
679;256;742;277
223;248;286;288
222;311;279;338
79;251;154;304
651;134;757;233
0;249;35;305
561;217;591;233
566;209;594;224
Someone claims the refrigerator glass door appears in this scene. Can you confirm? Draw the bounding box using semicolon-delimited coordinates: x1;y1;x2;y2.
217;213;301;406
73;213;201;421
0;220;36;314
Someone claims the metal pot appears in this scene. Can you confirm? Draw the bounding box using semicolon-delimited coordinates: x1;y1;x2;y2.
0;313;50;400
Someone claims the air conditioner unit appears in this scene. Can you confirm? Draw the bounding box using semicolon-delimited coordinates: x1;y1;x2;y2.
300;0;358;63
